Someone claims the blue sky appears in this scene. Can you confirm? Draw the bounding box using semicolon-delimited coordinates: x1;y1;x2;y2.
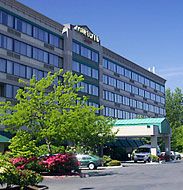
17;0;183;92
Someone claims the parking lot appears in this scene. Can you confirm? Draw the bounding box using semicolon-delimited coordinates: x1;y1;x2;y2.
41;160;183;190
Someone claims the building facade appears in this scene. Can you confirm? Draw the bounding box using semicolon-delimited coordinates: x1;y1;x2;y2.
0;0;166;123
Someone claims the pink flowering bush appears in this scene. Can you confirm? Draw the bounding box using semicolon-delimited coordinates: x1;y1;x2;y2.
11;153;80;174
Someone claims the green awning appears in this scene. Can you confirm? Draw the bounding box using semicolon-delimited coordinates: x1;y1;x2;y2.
134;139;143;147
114;118;171;134
119;139;130;147
0;135;10;143
127;139;137;147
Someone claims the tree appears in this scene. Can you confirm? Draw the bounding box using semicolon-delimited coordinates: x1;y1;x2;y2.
165;87;183;151
0;69;116;155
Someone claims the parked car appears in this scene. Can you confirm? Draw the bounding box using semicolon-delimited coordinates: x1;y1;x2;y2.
173;151;182;160
76;154;103;170
134;144;161;163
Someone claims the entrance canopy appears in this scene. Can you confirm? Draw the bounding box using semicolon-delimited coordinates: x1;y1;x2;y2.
112;118;172;156
112;118;171;137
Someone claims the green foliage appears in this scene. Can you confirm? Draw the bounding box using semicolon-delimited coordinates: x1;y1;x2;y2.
8;130;39;158
166;88;183;151
150;154;159;162
0;155;43;189
12;169;43;190
38;144;65;156
0;69;116;155
108;160;121;166
102;155;112;166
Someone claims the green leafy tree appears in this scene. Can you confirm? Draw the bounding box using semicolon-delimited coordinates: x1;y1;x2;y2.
8;130;39;158
0;69;116;155
166;87;183;151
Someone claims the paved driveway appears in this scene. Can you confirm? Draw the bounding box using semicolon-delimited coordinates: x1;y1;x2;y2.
41;160;183;190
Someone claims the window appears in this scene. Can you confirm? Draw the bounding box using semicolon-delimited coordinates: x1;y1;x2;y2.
92;51;99;62
26;67;32;79
139;88;144;97
0;34;13;50
161;86;165;93
108;61;116;72
14;40;32;57
103;58;108;68
15;18;32;36
33;26;48;43
117;80;124;90
0;58;6;72
103;74;108;84
81;46;91;59
156;95;161;103
137;101;143;109
150;81;155;89
89;84;98;96
132;86;138;95
33;47;48;63
125;83;131;93
149;105;154;112
81;64;91;77
151;93;156;101
123;96;129;106
72;42;80;54
49;54;59;67
6;84;13;98
116;65;124;75
145;78;150;86
0;11;13;27
145;91;150;99
92;68;99;79
7;61;13;74
72;60;80;72
143;103;149;111
139;75;145;84
49;34;59;48
132;72;138;81
156;83;160;91
109;77;116;87
161;97;165;104
125;69;131;79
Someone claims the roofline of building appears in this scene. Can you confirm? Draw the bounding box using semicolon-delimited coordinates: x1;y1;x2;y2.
2;0;64;30
102;46;166;83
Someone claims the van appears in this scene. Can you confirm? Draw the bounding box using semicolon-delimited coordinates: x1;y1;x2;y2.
134;144;160;163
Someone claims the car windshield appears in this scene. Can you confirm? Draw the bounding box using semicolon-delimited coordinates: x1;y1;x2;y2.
135;148;150;153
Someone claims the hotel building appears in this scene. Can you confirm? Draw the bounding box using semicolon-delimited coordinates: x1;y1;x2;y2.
0;0;166;122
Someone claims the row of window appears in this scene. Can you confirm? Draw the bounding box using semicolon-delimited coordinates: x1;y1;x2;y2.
0;34;62;67
103;74;165;104
72;60;99;80
103;106;137;119
0;58;52;81
103;106;165;119
72;41;99;63
103;58;165;93
76;82;99;96
103;90;165;114
0;10;63;48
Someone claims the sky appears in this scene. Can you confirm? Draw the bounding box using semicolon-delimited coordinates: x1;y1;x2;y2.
17;0;183;92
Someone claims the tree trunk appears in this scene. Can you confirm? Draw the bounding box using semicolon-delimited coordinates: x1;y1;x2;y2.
45;138;52;155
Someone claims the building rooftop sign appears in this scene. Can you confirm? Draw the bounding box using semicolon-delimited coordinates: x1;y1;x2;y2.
74;25;100;43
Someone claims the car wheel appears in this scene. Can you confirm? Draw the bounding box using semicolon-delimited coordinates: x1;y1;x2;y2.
88;163;95;170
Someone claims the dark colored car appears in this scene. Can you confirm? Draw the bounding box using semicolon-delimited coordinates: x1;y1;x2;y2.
76;154;103;170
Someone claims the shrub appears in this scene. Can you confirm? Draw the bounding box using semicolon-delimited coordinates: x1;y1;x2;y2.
39;153;80;173
108;160;121;166
150;155;159;162
12;169;43;190
0;155;43;189
102;155;112;166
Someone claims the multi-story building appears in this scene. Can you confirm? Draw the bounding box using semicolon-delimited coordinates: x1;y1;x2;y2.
0;0;166;122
